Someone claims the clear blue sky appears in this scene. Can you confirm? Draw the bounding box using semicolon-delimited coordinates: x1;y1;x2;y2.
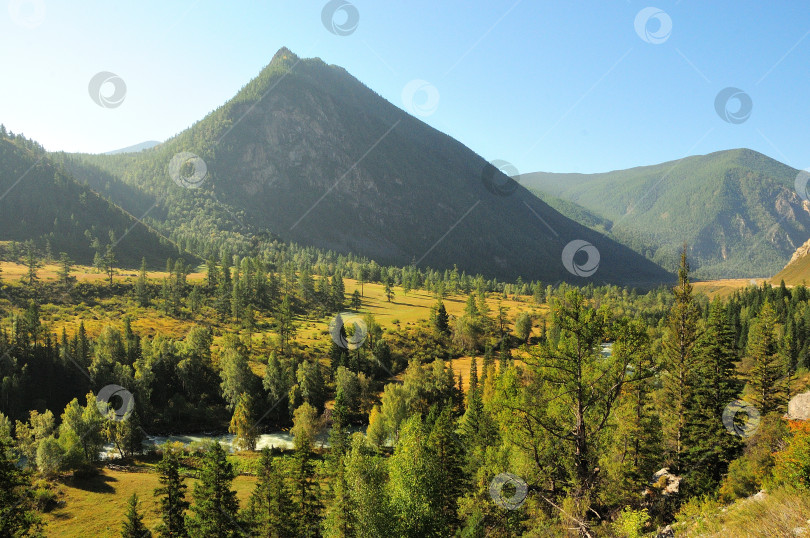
1;0;808;173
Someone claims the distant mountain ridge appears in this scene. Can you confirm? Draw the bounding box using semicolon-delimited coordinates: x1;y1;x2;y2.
521;149;810;279
104;141;161;155
0;133;193;268
63;47;669;286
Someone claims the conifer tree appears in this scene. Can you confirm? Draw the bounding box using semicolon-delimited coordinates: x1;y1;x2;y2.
683;300;742;495
748;302;788;415
229;393;258;451
121;493;151;538
246;448;293;537
661;247;700;470
154;450;189;538
0;434;43;537
135;258;150;307
187;442;241;537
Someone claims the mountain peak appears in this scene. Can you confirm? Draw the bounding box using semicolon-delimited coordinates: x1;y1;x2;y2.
270;46;299;65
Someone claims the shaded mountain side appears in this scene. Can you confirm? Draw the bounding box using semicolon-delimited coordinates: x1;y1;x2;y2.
522;149;810;279
68;48;670;286
0;134;195;269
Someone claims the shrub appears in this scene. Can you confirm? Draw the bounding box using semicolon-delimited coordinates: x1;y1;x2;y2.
611;506;650;538
770;421;810;490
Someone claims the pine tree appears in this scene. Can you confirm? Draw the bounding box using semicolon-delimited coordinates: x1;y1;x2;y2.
246;448;293;537
331;273;345;311
276;295;296;356
748;302;788;415
104;244;117;285
121;493;151;537
661;247;701;470
322;457;354;538
683;300;742;495
291;436;323;536
57;252;75;290
329;387;351;463
187;442;241;537
384;281;394;303
134;258;150;307
229;393;258;451
427;405;465;530
154;450;189;538
351;289;361;311
431;300;450;335
23;240;40;286
0;434;43;537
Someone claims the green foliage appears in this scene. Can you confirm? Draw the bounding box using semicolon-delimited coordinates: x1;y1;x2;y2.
611;506;650;538
154;449;189;538
187;442;241;537
121;493;151;538
523;148;808;278
0;434;44;537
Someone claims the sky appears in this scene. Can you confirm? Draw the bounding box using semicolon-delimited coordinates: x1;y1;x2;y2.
1;0;809;174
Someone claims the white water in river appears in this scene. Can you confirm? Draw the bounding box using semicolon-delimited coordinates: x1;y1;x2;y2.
101;426;366;459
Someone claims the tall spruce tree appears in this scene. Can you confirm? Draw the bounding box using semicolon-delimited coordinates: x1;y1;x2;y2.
154;450;189;538
121;493;151;538
661;247;700;471
0;434;43;537
683;299;742;495
748;301;788;415
246;448;293;537
187;442;241;537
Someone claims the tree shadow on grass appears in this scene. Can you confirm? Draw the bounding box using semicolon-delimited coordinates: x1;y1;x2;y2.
62;471;117;494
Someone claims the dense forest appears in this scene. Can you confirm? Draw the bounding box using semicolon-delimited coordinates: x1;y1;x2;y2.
3;242;810;537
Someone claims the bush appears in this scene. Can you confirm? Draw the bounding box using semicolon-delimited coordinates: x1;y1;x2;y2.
32;486;58;512
611;506;650;538
770;421;810;490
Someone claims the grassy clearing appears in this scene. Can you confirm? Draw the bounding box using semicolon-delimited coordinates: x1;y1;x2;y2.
43;465;258;538
692;278;765;299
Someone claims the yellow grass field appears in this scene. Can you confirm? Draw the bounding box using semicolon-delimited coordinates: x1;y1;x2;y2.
692;278;766;299
43;466;257;537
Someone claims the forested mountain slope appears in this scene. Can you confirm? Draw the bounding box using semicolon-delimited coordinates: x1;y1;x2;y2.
522;149;809;278
67;48;669;286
